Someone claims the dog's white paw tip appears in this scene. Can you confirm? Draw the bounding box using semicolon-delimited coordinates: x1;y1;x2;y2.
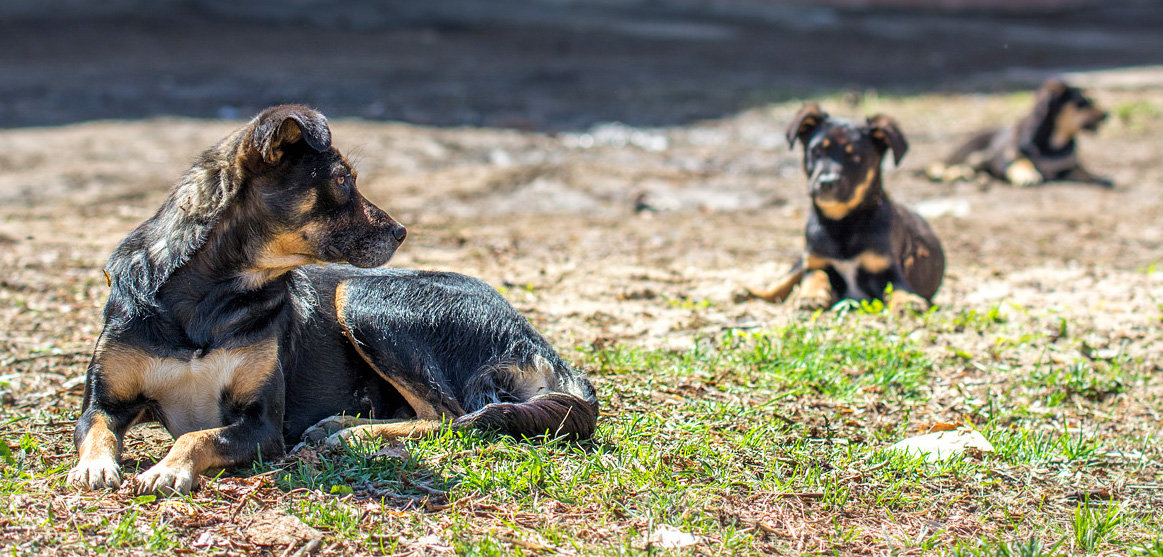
68;458;122;490
134;464;196;496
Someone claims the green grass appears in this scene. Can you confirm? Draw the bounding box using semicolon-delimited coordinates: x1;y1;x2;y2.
2;305;1161;555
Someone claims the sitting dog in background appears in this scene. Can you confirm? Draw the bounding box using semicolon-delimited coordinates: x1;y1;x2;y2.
68;105;599;496
926;79;1110;187
744;103;945;310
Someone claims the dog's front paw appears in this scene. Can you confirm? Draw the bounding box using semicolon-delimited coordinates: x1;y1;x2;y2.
68;457;122;490
1005;159;1043;187
942;164;976;183
794;292;832;311
793;271;833;310
301;415;366;445
925;162;975;183
888;291;931;313
134;463;198;496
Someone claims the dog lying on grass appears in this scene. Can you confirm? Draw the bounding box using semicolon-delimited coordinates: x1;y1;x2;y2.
926;79;1111;187
744;103;944;310
68;105;598;496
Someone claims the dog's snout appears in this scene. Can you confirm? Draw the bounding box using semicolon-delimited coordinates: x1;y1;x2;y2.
391;223;407;244
816;176;839;192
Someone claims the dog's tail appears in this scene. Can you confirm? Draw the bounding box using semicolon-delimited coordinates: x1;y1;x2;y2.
925;129;997;182
452;393;599;441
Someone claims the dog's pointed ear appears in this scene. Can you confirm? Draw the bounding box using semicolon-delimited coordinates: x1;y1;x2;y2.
1033;79;1069;115
1019;79;1069;148
786;103;829;149
867;114;908;166
1036;78;1069;102
1031;78;1070;120
247;105;332;165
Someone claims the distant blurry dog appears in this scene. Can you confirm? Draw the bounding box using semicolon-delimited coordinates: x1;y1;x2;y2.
927;79;1110;187
68;105;598;496
744;103;944;309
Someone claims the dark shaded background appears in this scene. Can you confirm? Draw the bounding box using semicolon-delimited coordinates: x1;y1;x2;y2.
1;0;1161;130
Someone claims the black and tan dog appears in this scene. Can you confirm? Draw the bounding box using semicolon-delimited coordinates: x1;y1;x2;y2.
926;79;1110;187
68;105;599;495
744;103;944;310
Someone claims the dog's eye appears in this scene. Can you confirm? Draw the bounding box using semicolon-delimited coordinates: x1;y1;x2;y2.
337;176;346;186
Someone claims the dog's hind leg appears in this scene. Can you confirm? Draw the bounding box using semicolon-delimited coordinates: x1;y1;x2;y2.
319;419;446;449
452;355;599;441
309;357;599;448
332;275;599;447
926;130;996;182
1062;166;1113;187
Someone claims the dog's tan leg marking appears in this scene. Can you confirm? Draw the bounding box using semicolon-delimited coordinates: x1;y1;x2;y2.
746;251;835;303
68;413;123;490
300;415;375;445
747;266;805;303
795;270;834;310
1005;158;1043;187
335;281;462;421
134;428;230;495
325;420;445;449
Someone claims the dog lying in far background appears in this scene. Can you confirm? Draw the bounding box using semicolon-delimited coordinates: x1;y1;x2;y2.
743;103;944;310
926;79;1111;187
69;105;598;496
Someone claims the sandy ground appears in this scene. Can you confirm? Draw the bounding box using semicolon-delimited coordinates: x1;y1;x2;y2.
2;83;1162;369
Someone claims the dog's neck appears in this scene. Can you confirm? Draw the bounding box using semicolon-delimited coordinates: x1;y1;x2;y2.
154;203;306;349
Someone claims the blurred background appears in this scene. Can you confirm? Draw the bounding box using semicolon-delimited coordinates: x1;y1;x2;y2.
2;0;1160;130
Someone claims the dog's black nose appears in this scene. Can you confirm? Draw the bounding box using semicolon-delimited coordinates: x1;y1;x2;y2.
391;224;407;243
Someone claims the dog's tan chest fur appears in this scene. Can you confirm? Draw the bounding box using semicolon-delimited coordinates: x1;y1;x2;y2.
808;251;892;301
101;339;278;437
